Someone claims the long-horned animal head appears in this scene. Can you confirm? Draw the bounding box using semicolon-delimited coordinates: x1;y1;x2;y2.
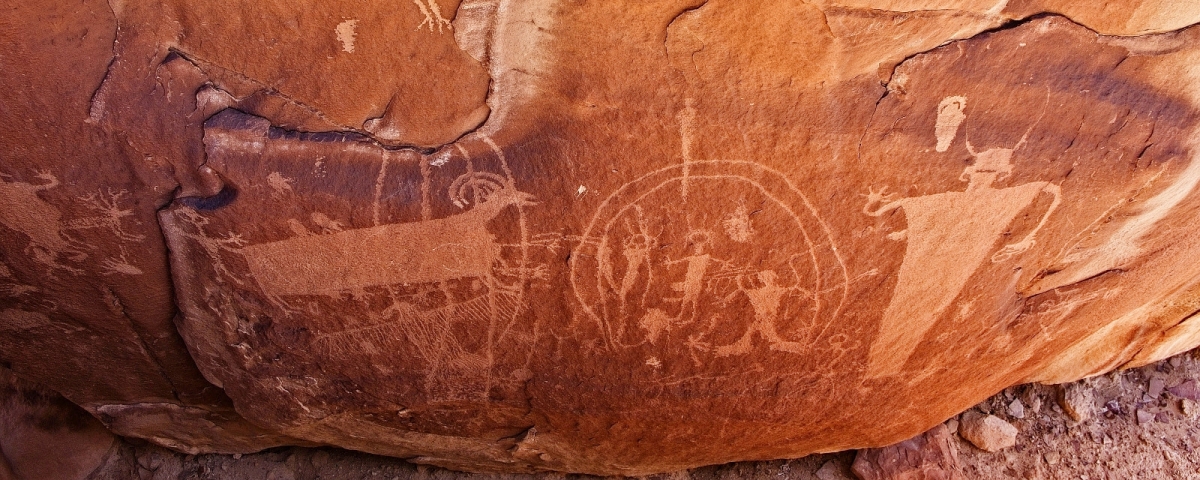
450;172;536;211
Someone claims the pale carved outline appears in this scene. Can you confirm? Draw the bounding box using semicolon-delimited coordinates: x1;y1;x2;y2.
571;101;850;359
862;97;1062;377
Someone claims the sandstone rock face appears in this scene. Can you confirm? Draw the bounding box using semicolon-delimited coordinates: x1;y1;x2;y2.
6;0;1200;475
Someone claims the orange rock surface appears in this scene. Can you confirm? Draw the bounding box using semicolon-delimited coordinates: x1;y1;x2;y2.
4;0;1200;474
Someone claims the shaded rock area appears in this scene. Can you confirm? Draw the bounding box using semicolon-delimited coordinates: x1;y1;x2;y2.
851;424;963;479
0;346;1187;479
0;369;115;480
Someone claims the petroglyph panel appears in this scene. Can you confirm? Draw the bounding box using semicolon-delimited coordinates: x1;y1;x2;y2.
571;160;849;362
0;170;149;277
13;0;1200;475
162;109;550;435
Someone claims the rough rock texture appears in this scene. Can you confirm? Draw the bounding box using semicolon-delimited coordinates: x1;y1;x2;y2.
958;413;1018;453
1057;382;1095;422
56;347;1200;478
851;424;963;479
0;367;114;480
7;0;1200;475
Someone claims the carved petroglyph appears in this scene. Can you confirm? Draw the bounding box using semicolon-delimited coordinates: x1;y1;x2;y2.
169;209;250;284
335;20;358;53
99;257;143;276
0;172;144;275
420;155;434;221
1026;287;1118;341
73;189;146;276
239;171;535;299
863;112;1062;377
266;172;295;199
709;270;814;357
373;151;392;226
0;172;82;269
413;0;453;33
310;213;344;234
935;96;967;152
284;212;345;238
614;211;655;312
312;157;328;178
721;202;755;243
312;289;520;400
662;230;728;326
172;131;544;399
573;103;849;357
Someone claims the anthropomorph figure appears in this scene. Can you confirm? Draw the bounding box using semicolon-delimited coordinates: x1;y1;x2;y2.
664;230;723;325
862;130;1061;377
619;232;654;308
713;270;810;357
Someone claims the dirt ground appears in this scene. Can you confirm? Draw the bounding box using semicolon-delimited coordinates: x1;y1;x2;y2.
81;349;1200;479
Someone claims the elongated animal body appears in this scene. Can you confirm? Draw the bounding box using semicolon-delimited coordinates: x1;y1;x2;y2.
241;188;534;297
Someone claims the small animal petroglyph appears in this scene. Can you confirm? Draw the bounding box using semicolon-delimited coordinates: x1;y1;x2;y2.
310;212;344;234
168;209;250;284
266;172;295;198
73;189;147;275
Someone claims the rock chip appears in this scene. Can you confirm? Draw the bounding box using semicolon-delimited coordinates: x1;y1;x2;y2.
1136;409;1155;425
1182;398;1198;417
1148;377;1166;398
958;413;1018;453
1168;380;1200;400
1058;383;1095;422
1008;399;1025;419
1043;451;1060;466
852;424;962;480
815;460;843;480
